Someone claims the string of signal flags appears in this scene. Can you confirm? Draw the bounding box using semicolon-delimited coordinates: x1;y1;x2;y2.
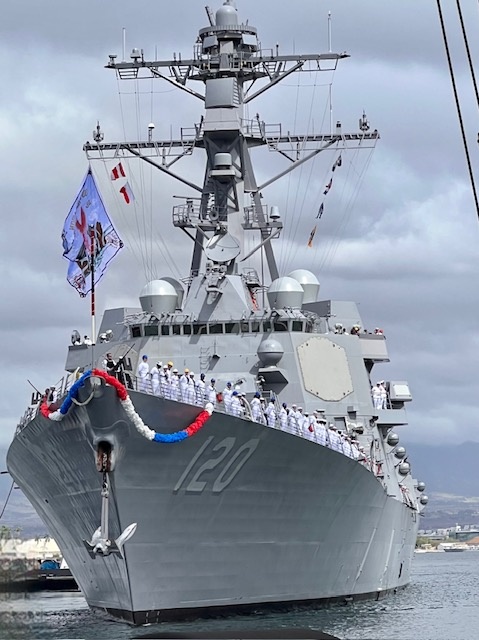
307;154;342;248
111;162;135;204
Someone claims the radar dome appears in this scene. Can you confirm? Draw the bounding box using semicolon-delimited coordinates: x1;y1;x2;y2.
216;1;238;26
287;269;320;303
394;446;407;459
140;280;178;315
159;277;185;308
257;338;284;366
387;432;399;447
267;277;304;309
398;462;411;476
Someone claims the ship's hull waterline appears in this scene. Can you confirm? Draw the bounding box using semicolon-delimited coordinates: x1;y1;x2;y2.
7;387;418;624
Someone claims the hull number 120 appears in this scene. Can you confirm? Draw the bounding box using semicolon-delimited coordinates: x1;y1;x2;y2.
174;437;260;494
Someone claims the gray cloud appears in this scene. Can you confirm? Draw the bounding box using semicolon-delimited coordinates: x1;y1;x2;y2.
1;0;479;460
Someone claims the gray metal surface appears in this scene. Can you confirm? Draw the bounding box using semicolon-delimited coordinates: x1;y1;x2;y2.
8;391;417;620
7;0;424;624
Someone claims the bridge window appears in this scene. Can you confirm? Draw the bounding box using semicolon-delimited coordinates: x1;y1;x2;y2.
209;323;223;335
144;325;159;336
292;321;303;332
225;322;240;334
161;326;170;336
193;324;207;335
131;326;142;338
183;325;192;335
172;325;181;336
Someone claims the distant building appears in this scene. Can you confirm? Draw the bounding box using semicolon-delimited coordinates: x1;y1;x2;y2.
0;537;61;562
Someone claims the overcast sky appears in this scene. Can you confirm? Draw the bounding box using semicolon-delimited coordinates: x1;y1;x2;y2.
1;0;479;476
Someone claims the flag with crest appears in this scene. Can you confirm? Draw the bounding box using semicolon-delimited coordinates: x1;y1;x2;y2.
62;169;123;297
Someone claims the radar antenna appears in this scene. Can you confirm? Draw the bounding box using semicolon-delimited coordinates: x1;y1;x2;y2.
205;6;215;26
93;122;104;143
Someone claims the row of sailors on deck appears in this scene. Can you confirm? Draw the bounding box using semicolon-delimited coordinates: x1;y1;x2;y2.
334;323;384;336
260;400;364;461
136;356;219;406
105;355;365;462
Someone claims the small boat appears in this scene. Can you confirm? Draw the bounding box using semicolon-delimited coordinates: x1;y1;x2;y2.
438;543;469;552
0;567;78;592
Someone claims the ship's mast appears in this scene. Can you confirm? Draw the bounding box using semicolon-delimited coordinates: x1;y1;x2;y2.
85;1;378;283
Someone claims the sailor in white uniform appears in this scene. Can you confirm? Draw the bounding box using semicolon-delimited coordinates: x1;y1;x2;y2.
169;369;180;400
230;390;243;417
137;355;150;393
150;362;161;395
264;398;277;429
179;369;189;402
279;402;288;431
159;364;169;397
315;417;328;446
287;404;299;435
206;379;217;408
305;413;316;441
185;372;196;404
223;382;233;414
379;381;388;409
195;373;206;406
328;424;342;452
250;392;263;423
371;383;382;410
342;436;353;458
296;407;307;436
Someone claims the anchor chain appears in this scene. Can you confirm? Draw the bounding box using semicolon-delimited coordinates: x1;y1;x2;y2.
96;447;111;473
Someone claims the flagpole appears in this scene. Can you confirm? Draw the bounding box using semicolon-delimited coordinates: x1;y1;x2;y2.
90;228;96;368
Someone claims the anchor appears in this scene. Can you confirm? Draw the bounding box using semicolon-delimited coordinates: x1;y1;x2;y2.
84;470;137;558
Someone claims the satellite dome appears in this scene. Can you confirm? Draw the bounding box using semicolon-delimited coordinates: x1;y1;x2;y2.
387;432;399;447
398;462;411;476
267;277;304;309
394;446;407;460
419;495;429;505
287;269;320;303
257;338;284;366
159;276;185;308
416;481;426;493
140;280;178;315
216;1;238;26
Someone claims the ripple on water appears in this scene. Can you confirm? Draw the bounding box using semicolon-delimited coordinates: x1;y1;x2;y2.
1;553;479;640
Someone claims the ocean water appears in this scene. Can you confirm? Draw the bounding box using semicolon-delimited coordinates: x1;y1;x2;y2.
0;552;478;640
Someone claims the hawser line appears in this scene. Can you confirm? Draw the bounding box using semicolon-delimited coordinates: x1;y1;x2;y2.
39;369;213;443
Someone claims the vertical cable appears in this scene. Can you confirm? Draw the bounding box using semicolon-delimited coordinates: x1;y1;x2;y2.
436;0;479;221
456;0;479;110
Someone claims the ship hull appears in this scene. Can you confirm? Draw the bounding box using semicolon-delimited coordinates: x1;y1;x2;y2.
7;387;418;624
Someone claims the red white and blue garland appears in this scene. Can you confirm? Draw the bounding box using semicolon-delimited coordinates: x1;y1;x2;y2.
40;369;213;443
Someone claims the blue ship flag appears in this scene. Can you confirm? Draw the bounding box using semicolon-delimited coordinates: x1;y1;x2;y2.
62;169;123;297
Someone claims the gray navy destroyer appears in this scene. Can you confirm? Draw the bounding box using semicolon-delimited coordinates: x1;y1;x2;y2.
7;1;428;625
